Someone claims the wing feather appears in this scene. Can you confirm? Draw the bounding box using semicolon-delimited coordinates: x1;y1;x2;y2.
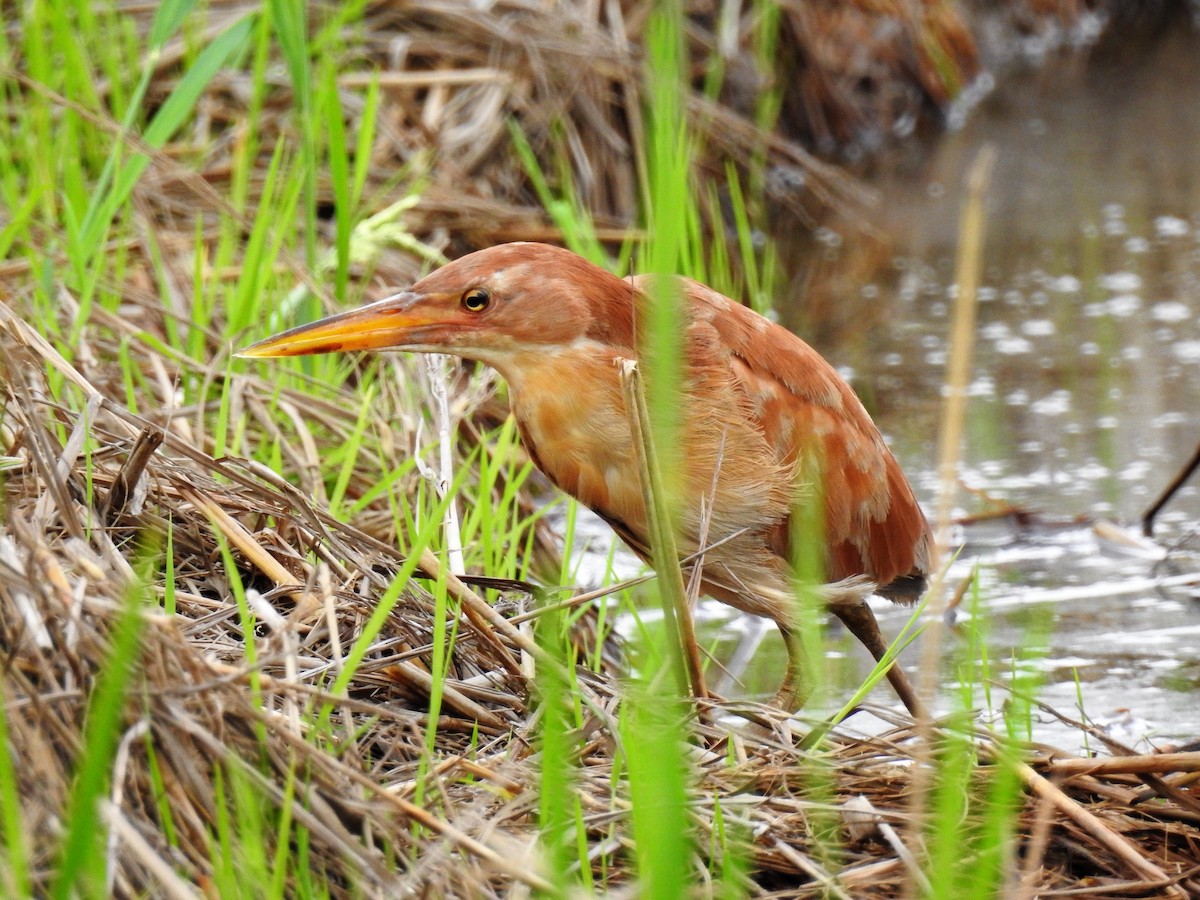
672;277;931;595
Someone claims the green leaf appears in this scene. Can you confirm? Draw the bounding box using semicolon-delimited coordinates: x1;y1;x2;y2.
83;14;256;253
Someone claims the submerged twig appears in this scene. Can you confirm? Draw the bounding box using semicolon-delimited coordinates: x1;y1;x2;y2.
1142;440;1200;537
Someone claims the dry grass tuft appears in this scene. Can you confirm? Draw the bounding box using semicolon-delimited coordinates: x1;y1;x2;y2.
3;1;1197;896
3;299;1199;895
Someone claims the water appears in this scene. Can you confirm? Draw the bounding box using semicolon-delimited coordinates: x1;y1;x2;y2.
582;15;1200;751
779;14;1200;749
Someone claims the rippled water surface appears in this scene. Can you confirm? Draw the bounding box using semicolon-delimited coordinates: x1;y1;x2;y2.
584;17;1200;750
770;16;1200;747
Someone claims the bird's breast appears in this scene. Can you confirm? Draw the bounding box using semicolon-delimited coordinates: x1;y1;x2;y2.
502;346;647;533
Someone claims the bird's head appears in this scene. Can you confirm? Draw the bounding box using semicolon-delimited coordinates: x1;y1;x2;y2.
237;243;636;375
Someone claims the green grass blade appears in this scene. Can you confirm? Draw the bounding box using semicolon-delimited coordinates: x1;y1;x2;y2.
50;567;150;899
268;0;317;265
622;686;691;899
536;601;574;893
83;13;256;255
0;682;30;898
148;0;198;48
324;485;457;704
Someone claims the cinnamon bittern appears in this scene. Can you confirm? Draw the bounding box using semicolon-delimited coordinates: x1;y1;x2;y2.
239;243;931;714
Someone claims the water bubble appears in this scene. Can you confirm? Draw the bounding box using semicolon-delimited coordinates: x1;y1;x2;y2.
1151;301;1192;323
1122;345;1143;361
1154;412;1188;427
1107;295;1142;317
1125;237;1150;254
1048;275;1081;293
981;321;1010;340
1173;341;1200;363
767;166;805;192
1120;460;1152;482
1101;272;1142;292
814;227;842;248
1022;319;1056;336
1154;215;1189;238
1006;389;1030;406
978;286;998;302
1075;460;1108;482
1031;390;1072;416
967;375;995;397
995;337;1033;354
1080;341;1101;355
1096;415;1118;429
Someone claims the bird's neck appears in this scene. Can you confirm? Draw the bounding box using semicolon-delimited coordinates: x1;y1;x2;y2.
497;341;645;530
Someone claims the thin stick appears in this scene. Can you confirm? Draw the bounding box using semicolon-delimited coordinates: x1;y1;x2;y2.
102;802;200;900
905;145;995;898
1142;440;1200;536
1045;752;1200;778
420;355;466;575
341;69;509;89
1012;788;1055;900
263;710;556;893
771;838;853;900
418;547;532;676
182;486;318;613
1016;762;1184;895
932;146;995;586
383;658;508;730
618;358;709;701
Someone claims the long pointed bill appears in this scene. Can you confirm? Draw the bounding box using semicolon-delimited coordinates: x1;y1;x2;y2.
236;292;427;358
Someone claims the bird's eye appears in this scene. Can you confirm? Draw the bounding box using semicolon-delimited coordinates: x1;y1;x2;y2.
461;287;491;312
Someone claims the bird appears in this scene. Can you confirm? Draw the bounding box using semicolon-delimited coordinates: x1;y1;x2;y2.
239;242;932;715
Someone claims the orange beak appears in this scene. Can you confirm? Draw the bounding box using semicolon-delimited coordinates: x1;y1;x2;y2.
236;291;439;359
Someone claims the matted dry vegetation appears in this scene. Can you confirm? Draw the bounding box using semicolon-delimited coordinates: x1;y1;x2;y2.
3;316;1199;896
4;312;1200;895
3;0;1199;896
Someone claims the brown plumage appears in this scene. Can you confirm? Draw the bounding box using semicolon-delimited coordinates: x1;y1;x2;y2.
240;242;931;713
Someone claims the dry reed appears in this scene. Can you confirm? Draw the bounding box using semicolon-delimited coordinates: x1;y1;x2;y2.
2;1;1197;896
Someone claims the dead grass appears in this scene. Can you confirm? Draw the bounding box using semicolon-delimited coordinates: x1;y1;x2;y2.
2;1;1198;896
3;279;1200;896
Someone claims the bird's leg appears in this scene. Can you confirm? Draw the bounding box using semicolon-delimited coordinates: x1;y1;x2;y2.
830;599;925;718
772;625;811;711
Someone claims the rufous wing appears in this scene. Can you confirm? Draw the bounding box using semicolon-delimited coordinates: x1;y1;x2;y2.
678;278;931;596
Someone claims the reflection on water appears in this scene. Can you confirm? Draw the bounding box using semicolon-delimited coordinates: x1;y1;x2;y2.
772;14;1200;746
580;14;1200;749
